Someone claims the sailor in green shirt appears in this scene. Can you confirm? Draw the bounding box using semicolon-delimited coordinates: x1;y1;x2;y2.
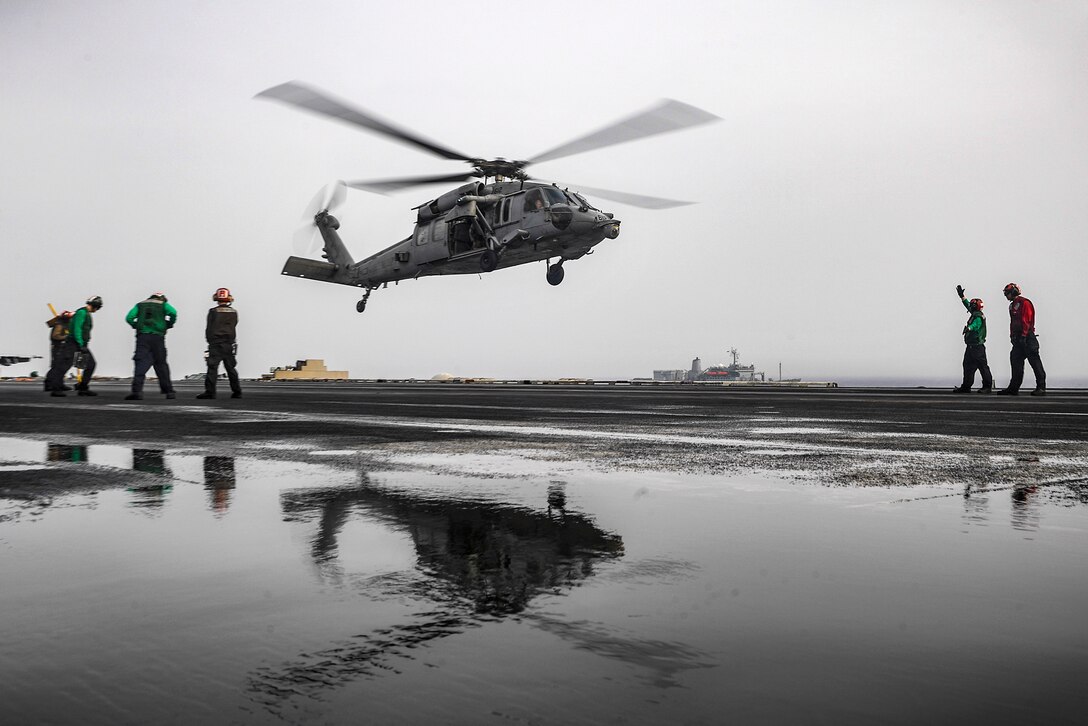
952;285;993;393
44;296;102;396
124;292;178;400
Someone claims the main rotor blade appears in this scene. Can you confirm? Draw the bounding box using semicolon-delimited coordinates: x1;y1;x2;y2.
527;99;720;165
345;172;474;195
256;81;472;162
550;181;695;210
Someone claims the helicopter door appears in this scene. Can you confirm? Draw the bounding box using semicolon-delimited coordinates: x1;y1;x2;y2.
521;188;551;233
412;220;449;265
448;218;478;256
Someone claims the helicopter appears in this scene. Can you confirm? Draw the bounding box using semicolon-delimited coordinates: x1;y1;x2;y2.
256;81;719;312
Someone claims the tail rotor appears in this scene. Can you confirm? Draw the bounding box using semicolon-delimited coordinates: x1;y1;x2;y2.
293;180;346;255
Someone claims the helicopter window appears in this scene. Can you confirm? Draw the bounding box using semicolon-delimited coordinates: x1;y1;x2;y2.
415;224;430;246
543;187;567;206
523;189;545;212
572;192;597;211
431;220;446;243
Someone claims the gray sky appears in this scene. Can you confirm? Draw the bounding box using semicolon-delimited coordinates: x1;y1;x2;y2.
2;0;1086;383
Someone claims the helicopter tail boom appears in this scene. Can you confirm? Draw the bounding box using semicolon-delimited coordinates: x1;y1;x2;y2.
281;256;342;283
313;212;355;267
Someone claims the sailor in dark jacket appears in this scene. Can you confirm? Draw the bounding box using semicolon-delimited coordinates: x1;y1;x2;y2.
45;296;102;396
44;309;73;391
197;288;241;399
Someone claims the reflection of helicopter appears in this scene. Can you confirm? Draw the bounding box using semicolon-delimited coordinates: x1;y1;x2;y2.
281;477;623;613
256;82;720;312
251;476;624;705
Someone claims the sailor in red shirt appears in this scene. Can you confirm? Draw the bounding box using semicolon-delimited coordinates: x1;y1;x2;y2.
996;283;1046;396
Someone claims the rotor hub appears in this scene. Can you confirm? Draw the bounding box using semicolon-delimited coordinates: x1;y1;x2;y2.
471;158;529;180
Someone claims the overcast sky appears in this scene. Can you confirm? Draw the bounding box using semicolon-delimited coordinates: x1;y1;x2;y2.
2;0;1086;384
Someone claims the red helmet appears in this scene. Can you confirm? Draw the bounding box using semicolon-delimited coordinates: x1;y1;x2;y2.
214;287;233;303
1003;282;1021;298
969;298;983;312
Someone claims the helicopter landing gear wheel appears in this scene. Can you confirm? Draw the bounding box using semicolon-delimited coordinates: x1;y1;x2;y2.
356;288;374;313
546;262;565;286
480;249;499;273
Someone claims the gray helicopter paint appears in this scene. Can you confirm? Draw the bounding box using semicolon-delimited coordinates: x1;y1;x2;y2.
263;82;715;311
282;180;621;292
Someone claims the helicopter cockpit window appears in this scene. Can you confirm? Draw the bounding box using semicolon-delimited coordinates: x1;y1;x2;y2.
523;188;546;212
543;187;568;206
573;192;598;211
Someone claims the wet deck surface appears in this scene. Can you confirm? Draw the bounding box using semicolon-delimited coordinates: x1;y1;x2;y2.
2;382;1087;724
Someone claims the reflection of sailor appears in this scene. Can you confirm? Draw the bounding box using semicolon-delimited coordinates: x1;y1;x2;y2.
133;449;168;477
127;449;173;511
547;482;567;517
203;456;236;514
1010;484;1040;532
47;443;87;463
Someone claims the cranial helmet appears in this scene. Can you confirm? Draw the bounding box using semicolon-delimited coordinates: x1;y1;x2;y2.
1003;282;1021;298
969;298;984;312
214;287;234;304
86;295;103;310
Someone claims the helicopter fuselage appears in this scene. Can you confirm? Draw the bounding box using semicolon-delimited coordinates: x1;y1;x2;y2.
281;180;621;308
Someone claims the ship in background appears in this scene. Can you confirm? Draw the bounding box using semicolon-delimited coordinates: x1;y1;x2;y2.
653;348;808;384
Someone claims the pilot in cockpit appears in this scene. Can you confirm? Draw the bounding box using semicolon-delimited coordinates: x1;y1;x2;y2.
524;189;545;212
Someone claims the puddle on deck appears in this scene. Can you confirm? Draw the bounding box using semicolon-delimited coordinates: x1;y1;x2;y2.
2;435;1088;724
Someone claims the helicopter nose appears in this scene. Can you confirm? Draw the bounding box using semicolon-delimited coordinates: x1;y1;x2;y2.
594;219;620;239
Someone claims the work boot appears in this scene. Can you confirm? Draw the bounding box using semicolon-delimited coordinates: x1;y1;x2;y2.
125;393;142;401
1030;388;1046;397
951;387;970;393
995;389;1018;396
77;390;97;396
230;392;242;399
196;392;216;399
50;391;66;397
977;387;992;394
165;392;176;399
